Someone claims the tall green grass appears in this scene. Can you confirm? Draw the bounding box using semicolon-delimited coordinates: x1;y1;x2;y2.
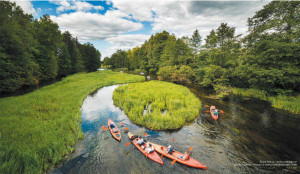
0;70;144;173
113;81;201;130
269;95;300;114
229;87;300;114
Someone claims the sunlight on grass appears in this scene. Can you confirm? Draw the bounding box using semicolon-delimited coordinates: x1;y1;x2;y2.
0;70;144;173
113;81;201;130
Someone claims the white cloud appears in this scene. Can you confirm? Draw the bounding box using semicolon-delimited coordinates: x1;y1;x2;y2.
50;11;143;41
103;34;150;57
111;0;268;37
53;0;104;13
10;0;36;16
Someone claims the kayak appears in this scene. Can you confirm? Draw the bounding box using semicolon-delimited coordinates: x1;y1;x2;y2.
210;106;218;120
150;142;207;170
108;119;121;141
127;132;164;165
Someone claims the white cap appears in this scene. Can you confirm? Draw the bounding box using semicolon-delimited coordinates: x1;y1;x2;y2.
168;145;171;148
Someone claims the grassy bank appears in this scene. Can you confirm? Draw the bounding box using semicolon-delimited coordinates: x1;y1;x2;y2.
0;70;144;173
219;87;300;114
113;81;201;130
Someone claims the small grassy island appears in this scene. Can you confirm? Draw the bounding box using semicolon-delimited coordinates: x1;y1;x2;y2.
0;71;144;173
113;81;201;130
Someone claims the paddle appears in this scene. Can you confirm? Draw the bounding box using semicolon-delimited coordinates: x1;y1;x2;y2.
119;122;124;124
205;105;209;107
125;142;130;146
220;110;224;114
124;127;129;130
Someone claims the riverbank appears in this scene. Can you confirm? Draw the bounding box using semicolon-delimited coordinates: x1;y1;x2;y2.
217;87;300;114
113;81;201;130
0;70;144;173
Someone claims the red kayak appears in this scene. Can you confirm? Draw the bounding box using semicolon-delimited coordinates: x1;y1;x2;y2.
150;142;207;169
128;132;163;165
108;119;121;141
210;106;218;120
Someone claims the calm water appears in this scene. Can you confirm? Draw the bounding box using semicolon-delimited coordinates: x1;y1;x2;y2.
51;84;300;174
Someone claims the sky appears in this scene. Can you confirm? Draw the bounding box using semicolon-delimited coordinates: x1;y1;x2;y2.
11;0;270;59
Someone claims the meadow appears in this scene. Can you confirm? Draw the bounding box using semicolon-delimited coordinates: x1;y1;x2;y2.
0;70;144;173
113;81;201;130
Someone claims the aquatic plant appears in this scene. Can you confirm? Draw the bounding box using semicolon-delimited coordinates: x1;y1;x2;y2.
226;87;300;114
0;70;144;173
113;81;201;130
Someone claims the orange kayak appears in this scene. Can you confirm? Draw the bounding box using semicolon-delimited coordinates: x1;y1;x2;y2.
108;119;121;141
151;142;207;169
210;106;218;120
128;132;163;165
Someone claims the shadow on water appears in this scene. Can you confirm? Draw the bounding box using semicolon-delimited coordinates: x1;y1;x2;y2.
51;84;300;174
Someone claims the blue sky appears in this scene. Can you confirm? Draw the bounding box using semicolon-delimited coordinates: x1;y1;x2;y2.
12;0;269;58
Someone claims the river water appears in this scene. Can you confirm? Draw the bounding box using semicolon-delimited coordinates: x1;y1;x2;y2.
51;84;300;174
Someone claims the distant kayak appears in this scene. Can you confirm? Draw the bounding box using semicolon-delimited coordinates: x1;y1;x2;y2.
108;119;121;141
150;142;207;169
210;106;218;120
127;132;164;165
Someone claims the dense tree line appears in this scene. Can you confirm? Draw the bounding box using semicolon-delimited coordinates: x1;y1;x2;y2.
106;1;300;94
0;1;101;93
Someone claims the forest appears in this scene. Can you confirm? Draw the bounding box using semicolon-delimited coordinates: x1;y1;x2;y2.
104;1;300;96
0;1;101;94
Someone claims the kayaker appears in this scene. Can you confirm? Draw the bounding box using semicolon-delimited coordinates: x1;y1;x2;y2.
146;143;154;153
110;123;115;128
214;109;218;116
167;145;173;154
137;136;145;146
180;150;190;161
112;127;119;133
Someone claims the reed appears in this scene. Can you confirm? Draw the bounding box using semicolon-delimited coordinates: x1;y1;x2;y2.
0;70;144;173
113;81;201;130
230;87;300;114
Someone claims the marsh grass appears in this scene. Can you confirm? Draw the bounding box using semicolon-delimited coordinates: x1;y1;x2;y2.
229;88;300;114
113;81;201;130
0;70;144;173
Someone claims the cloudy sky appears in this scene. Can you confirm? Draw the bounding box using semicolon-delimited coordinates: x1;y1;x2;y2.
13;0;269;58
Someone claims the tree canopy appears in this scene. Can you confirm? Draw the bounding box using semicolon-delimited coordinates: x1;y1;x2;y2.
0;1;101;93
106;1;299;94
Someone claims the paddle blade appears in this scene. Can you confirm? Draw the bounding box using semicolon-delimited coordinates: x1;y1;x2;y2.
172;138;175;142
188;146;193;151
205;105;209;107
101;126;107;129
205;110;210;113
171;159;176;165
120;122;124;124
161;154;164;158
220;110;224;114
125;142;130;146
102;128;108;131
143;133;148;137
124;127;129;130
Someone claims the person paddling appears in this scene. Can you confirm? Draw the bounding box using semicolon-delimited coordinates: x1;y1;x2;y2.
146;143;154;153
137;136;145;146
167;145;173;154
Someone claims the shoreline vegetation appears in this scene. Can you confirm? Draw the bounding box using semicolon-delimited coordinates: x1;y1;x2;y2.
0;71;144;173
214;86;300;114
113;81;201;130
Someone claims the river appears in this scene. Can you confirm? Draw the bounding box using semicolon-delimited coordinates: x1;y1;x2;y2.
50;84;300;174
